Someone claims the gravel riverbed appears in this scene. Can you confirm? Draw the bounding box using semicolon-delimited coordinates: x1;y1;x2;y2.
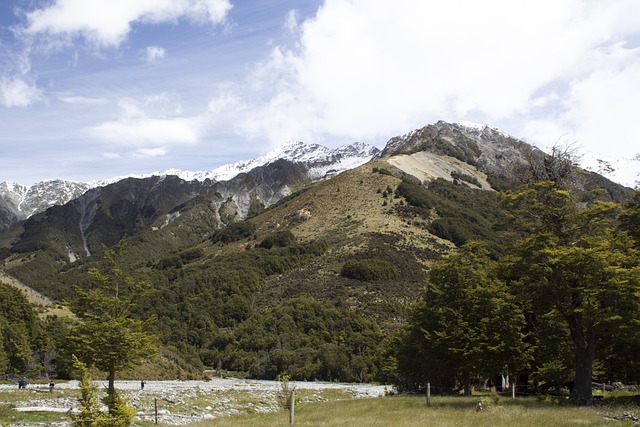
1;379;390;426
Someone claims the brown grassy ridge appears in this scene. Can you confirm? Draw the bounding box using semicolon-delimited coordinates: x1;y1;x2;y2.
228;162;453;321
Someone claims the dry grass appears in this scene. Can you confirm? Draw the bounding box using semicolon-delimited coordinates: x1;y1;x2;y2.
187;395;635;427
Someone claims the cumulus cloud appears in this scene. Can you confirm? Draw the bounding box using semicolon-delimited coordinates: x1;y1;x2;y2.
234;0;640;161
0;77;43;107
91;117;201;145
24;0;232;47
89;94;204;146
145;46;166;63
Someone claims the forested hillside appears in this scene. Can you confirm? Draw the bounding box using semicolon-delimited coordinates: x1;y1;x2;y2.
0;123;637;407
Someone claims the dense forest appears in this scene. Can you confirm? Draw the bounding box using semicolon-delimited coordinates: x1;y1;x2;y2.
1;153;638;406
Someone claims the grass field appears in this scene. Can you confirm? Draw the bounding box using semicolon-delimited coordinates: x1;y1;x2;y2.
1;386;637;426
187;395;638;427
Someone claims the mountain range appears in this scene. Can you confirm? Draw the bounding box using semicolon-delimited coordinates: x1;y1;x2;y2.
0;120;635;382
1;119;631;269
0;141;379;232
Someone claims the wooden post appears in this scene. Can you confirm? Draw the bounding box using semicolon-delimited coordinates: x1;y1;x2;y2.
602;382;605;394
154;398;158;425
511;382;515;400
426;382;431;407
289;390;295;425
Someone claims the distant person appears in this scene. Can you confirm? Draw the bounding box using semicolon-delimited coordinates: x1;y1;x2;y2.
18;378;27;389
141;380;146;390
49;382;55;392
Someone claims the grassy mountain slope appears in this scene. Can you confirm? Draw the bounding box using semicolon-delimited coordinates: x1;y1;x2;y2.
0;121;632;382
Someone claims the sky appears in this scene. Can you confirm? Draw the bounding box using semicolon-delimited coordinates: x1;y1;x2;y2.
1;0;639;187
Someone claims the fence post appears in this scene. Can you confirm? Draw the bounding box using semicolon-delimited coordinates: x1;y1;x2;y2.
289;390;295;425
154;398;158;425
512;382;515;400
426;382;431;407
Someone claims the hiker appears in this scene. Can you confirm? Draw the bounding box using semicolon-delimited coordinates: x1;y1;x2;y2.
141;380;146;390
49;382;55;392
18;378;27;389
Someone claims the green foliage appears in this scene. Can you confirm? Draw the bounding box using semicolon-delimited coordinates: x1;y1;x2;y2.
72;355;134;427
396;242;531;393
619;189;640;247
101;391;135;427
258;230;296;249
450;171;481;187
211;220;256;244
0;282;43;375
275;373;297;409
372;166;394;176
340;259;400;282
72;355;105;427
70;240;158;395
395;178;503;249
216;298;384;382
500;181;640;404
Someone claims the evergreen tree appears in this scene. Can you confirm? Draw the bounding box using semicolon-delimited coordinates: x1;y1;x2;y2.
71;240;157;396
0;282;42;375
398;242;530;394
501;181;640;404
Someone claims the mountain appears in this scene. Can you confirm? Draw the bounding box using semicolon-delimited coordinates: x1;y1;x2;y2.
0;121;634;382
0;142;379;232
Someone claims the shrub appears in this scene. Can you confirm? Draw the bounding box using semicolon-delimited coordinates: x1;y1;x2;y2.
259;230;296;249
212;221;256;244
340;259;400;282
450;171;481;187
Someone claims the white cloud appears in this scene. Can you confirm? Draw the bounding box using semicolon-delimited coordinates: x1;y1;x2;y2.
90;93;204;145
134;147;168;157
91;117;200;145
25;0;232;48
145;46;166;63
0;77;43;107
58;95;108;105
233;0;640;162
284;10;298;33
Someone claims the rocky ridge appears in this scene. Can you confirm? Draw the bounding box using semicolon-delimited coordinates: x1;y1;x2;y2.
0;141;379;231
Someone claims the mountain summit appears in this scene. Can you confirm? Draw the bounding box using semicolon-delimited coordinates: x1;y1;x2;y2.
0;141;379;231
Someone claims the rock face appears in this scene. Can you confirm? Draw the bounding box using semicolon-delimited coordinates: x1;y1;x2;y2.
0;180;91;231
378;120;534;183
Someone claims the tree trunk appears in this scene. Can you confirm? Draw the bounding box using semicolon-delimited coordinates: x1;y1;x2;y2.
107;369;116;397
463;373;472;396
570;338;595;405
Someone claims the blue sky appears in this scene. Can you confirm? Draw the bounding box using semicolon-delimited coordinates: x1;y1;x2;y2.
1;0;639;186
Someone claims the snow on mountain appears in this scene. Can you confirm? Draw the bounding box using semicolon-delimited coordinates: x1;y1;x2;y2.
169;141;379;182
581;152;640;189
457;121;639;189
0;141;379;227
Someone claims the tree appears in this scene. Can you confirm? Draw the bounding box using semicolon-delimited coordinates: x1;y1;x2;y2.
501;181;640;405
71;355;135;427
71;240;157;396
619;190;640;246
0;282;43;375
398;242;530;394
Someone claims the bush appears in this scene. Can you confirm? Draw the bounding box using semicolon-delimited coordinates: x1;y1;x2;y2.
259;230;296;249
340;259;400;282
450;171;481;187
212;221;256;244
